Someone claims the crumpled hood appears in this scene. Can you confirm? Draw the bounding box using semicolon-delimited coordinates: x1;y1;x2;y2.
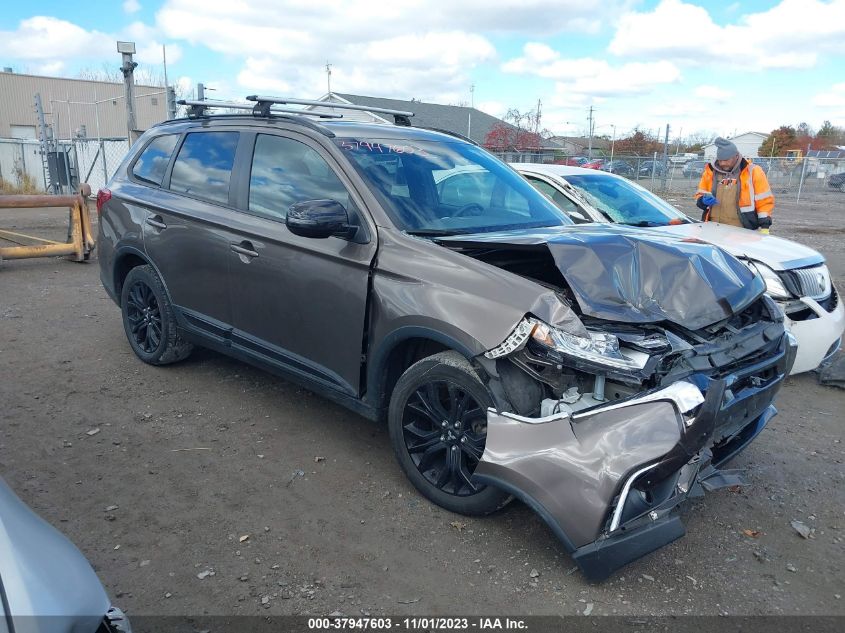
653;222;824;271
439;224;765;330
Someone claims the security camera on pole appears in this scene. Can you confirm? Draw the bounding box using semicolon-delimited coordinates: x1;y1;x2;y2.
117;41;138;145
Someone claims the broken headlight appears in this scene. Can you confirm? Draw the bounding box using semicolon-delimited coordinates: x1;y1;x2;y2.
486;317;650;372
745;260;791;300
530;320;648;371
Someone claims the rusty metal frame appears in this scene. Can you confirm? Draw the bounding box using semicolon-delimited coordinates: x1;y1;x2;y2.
0;184;95;263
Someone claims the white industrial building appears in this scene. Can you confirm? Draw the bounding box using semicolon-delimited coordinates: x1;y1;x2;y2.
702;132;768;159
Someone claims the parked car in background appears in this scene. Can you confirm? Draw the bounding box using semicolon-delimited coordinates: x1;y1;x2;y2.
828;172;845;192
601;160;635;177
516;163;844;374
557;156;589;166
753;157;774;174
582;158;606;170
0;477;130;632
669;153;698;165
682;159;708;178
638;160;667;178
98;97;795;580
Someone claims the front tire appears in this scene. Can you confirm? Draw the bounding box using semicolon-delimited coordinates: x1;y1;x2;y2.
121;265;193;365
388;351;511;516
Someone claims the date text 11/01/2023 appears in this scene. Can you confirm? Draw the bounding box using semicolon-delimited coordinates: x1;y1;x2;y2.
308;617;528;630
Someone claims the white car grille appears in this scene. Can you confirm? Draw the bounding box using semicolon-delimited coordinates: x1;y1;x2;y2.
791;265;831;300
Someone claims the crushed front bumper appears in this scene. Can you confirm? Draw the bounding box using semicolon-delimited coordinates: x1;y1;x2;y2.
474;332;797;581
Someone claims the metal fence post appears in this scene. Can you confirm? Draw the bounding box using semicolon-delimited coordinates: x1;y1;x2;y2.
797;156;808;203
101;139;108;188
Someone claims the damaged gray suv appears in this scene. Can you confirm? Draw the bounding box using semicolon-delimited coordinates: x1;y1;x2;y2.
97;96;796;580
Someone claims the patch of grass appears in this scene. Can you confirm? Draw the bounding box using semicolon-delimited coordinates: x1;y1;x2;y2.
0;166;43;194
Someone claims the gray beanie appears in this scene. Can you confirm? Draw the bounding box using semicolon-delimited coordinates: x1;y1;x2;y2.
715;137;739;161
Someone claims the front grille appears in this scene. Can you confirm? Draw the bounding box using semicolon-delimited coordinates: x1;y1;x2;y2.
790;265;831;300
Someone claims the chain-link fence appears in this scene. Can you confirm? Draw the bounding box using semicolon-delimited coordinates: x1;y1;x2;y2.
0;136;130;195
504;153;845;203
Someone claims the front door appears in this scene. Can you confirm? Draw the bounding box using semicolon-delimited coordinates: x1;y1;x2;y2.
227;132;377;396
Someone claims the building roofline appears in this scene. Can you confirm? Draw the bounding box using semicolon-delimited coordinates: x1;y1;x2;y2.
0;70;162;90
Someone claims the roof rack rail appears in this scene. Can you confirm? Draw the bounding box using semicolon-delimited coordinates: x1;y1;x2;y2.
417;126;478;146
246;95;415;126
176;99;343;120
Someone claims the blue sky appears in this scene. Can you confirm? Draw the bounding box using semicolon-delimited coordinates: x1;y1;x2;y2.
2;0;843;142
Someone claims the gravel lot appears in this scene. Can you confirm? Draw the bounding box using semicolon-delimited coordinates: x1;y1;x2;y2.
1;191;844;618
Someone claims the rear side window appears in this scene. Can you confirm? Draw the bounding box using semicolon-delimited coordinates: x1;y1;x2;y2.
132;134;178;186
170;132;239;204
248;134;350;221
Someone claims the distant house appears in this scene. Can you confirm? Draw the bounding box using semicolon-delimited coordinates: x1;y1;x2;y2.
547;136;611;157
310;93;557;162
702;132;768;159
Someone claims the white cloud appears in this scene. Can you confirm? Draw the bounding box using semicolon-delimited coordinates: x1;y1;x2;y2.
36;61;66;75
0;16;113;60
123;0;142;13
152;0;629;103
502;43;681;98
609;0;845;70
813;83;845;108
694;85;733;101
477;100;506;118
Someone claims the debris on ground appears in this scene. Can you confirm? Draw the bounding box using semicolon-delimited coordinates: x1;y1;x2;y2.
286;470;306;487
450;521;467;532
85;428;101;436
197;569;215;580
790;520;812;539
239;534;250;542
742;529;762;538
529;569;540;578
583;603;594;616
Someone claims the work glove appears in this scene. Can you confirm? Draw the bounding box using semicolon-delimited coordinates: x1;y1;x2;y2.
758;228;770;234
700;194;718;207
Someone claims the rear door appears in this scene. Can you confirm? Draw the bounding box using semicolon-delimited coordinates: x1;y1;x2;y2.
141;129;244;337
226;131;377;396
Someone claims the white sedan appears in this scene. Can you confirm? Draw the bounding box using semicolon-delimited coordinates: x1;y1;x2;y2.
514;163;844;374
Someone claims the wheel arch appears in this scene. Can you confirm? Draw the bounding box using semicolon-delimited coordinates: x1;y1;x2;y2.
112;246;173;304
366;326;482;418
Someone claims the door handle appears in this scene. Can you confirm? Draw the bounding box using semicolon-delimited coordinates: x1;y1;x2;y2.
230;242;259;258
145;216;167;230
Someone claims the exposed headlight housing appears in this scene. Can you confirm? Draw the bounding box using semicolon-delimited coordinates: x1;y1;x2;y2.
745;260;792;300
485;317;650;372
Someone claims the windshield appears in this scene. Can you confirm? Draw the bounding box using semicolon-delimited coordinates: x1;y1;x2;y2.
562;174;692;226
336;138;572;235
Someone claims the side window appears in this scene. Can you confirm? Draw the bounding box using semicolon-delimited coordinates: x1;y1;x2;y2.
131;134;178;186
169;132;239;205
438;171;494;207
249;134;351;221
524;176;587;220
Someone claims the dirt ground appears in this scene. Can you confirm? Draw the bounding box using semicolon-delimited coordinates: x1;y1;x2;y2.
1;192;844;618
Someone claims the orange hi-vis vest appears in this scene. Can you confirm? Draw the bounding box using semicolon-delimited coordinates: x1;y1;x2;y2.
695;158;774;229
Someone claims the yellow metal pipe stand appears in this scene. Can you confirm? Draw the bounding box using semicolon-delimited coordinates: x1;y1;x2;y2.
0;184;95;264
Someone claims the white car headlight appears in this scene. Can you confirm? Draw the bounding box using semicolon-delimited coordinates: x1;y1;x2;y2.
485;317;650;372
745;261;791;300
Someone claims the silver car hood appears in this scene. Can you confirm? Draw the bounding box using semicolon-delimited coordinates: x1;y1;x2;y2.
0;477;110;628
638;222;824;272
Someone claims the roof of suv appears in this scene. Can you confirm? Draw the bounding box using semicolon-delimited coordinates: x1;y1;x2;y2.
154;113;468;143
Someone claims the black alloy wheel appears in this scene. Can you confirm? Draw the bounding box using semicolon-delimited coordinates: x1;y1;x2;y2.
402;380;487;497
388;351;511;516
125;280;162;354
120;264;193;365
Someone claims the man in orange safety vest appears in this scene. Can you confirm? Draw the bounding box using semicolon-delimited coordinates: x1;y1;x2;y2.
694;137;774;234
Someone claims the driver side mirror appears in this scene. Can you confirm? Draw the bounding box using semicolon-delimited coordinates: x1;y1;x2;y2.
286;199;358;240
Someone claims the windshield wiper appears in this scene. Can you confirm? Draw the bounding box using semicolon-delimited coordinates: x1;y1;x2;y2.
405;229;461;237
620;220;667;227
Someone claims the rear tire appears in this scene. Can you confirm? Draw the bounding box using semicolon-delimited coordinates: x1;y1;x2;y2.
388;351;511;516
121;265;193;365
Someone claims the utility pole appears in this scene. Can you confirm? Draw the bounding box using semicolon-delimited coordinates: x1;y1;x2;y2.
470;83;475;108
117;41;138;145
587;106;594;158
661;124;670;189
326;63;332;96
163;44;176;120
